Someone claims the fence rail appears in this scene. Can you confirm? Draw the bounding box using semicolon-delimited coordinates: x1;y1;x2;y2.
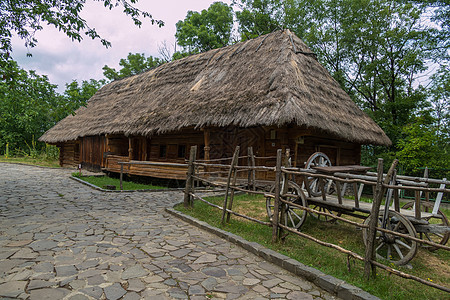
182;146;449;294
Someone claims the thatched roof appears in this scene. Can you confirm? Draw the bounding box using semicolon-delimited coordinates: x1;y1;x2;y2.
40;30;391;146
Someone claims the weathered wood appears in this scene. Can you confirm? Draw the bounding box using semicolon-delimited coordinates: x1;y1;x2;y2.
279;224;365;261
272;149;283;243
283;196;450;250
367;171;450;185
335;181;343;204
184;146;197;208
279;148;291;240
432;178;446;215
203;128;210;162
353;182;359;208
364;159;384;280
247;147;256;191
364;159;398;279
221;147;240;225
415;190;421;219
226;148;240;223
370;260;450;293
393;170;400;212
190;193;271;226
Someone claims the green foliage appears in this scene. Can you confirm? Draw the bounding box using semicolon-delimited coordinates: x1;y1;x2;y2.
63;79;105;112
0;58;102;155
0;59;63;154
396;116;449;178
0;0;163;62
233;0;285;40
233;0;449;171
175;2;234;54
102;53;164;81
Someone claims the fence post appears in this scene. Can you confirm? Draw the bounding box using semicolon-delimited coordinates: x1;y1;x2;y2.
272;149;283;243
227;148;240;223
364;158;383;279
364;158;398;279
221;146;240;225
279;148;290;241
247;147;256;191
120;163;124;190
184;146;197;208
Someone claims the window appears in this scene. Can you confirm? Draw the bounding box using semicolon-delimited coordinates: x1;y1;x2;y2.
178;145;186;158
159;145;167;158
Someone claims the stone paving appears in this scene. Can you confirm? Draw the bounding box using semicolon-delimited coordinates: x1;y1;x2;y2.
0;163;336;299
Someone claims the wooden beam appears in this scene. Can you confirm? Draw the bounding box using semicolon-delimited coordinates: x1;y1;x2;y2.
203;128;210;161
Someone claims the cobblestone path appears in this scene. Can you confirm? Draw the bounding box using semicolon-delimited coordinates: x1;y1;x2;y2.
0;163;336;299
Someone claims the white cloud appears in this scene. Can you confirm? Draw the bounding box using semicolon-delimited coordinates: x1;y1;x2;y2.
10;0;232;92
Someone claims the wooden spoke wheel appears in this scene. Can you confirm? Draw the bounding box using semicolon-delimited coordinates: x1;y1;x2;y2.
402;201;449;251
308;204;341;223
363;210;418;265
305;152;335;197
266;181;308;230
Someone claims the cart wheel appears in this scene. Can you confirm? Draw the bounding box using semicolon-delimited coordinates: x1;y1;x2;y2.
363;210;417;265
305;152;335;197
309;205;341;223
266;182;308;230
401;201;449;251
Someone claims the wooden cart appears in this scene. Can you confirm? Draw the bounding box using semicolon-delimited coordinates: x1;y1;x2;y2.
266;152;450;265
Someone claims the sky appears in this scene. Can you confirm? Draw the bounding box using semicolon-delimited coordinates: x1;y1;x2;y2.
11;0;232;92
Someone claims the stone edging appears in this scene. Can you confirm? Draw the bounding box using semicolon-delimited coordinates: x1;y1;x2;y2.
70;176;184;193
165;206;381;300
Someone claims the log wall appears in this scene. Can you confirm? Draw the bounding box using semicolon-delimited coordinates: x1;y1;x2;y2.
70;125;362;180
58;141;80;167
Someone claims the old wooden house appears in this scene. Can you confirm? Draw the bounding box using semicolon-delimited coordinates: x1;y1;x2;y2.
39;30;391;180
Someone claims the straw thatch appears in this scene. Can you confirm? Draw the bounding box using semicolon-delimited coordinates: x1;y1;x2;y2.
40;30;391;146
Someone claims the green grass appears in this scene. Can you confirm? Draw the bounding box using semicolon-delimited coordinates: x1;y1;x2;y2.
73;173;166;190
0;155;60;168
176;193;449;300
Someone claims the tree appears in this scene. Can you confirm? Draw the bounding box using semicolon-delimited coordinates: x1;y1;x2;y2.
102;53;164;81
175;2;234;54
0;59;63;153
63;79;106;114
0;0;163;60
233;0;285;40
234;1;448;157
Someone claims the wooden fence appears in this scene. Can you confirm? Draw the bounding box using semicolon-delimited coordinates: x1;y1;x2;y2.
183;146;450;293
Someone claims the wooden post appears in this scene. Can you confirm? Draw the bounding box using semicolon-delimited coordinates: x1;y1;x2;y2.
128;137;133;160
393;170;400;212
272;149;283;243
415;190;421;219
335;181;343;204
353;182;360;208
250;147;256;191
203;128;210;161
221;147;240;225
320;178;327;201
247;147;252;190
227;154;240;223
120;163;124;191
364;158;384;280
364;159;399;279
142;137;147;161
423;167;429;212
279;149;290;241
184;146;197;208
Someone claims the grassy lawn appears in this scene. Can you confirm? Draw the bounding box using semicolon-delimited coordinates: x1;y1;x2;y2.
73;173;166;190
176;193;449;300
0;155;60;168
